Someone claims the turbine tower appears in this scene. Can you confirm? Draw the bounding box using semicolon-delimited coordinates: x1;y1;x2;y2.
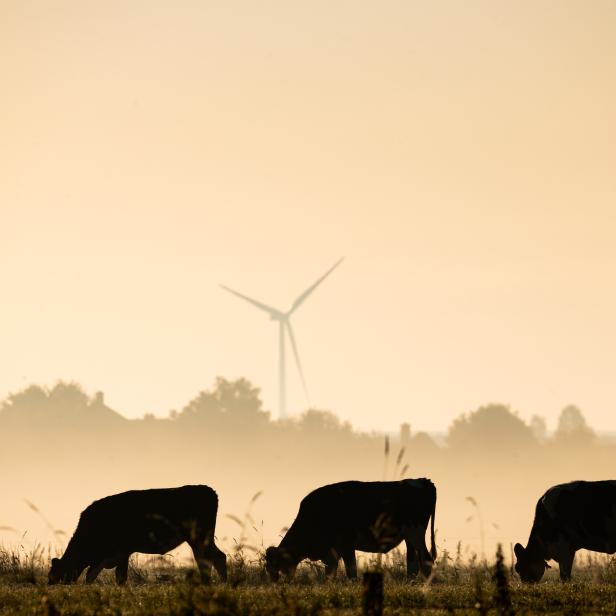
221;258;343;419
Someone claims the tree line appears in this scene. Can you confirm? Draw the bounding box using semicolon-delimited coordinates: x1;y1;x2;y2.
0;377;600;452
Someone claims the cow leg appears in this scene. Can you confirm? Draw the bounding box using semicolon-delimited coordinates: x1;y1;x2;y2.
557;548;575;582
205;543;227;582
115;556;130;585
85;562;104;584
419;550;434;577
405;540;420;578
190;536;229;584
418;541;434;578
323;551;339;578
341;550;358;580
189;542;213;584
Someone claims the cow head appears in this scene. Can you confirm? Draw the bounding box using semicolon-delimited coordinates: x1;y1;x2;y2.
513;543;550;583
48;557;81;585
265;546;296;582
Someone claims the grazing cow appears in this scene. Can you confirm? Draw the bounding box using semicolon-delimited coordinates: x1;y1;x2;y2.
48;485;227;585
514;480;616;582
265;479;437;581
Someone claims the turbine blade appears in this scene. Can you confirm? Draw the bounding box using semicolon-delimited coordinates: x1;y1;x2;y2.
220;285;284;319
289;258;344;314
286;321;310;405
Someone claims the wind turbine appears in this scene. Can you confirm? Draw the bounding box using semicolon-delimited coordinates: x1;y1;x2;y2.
221;258;343;420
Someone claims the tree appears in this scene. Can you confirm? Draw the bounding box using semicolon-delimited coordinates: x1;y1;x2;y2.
529;415;548;442
0;381;124;427
47;381;90;415
410;431;439;455
553;405;594;446
447;403;537;452
178;377;270;426
297;409;352;434
0;384;48;423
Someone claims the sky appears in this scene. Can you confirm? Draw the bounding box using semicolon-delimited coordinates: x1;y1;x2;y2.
1;0;615;432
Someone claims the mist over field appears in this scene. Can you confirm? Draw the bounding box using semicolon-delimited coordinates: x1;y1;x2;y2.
1;379;612;565
2;2;616;613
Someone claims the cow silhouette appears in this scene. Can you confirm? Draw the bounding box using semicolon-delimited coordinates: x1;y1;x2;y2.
265;479;437;581
515;480;616;582
48;485;227;584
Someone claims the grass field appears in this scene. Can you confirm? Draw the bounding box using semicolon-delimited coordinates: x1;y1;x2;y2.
2;545;616;615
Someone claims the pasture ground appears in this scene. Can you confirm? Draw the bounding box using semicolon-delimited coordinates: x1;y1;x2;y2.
2;547;616;614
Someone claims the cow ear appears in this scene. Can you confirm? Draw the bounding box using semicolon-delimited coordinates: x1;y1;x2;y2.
513;543;524;559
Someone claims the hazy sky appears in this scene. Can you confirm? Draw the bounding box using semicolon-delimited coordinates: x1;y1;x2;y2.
1;1;615;432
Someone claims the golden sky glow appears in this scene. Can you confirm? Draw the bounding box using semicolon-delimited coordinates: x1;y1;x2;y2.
1;1;615;431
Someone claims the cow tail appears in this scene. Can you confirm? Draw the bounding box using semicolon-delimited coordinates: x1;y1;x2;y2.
430;484;437;560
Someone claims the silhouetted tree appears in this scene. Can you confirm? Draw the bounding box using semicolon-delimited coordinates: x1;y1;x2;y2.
530;414;548;442
178;377;270;427
409;431;439;455
553;404;594;446
297;409;352;434
48;381;89;411
0;381;124;428
1;384;48;418
447;404;537;452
